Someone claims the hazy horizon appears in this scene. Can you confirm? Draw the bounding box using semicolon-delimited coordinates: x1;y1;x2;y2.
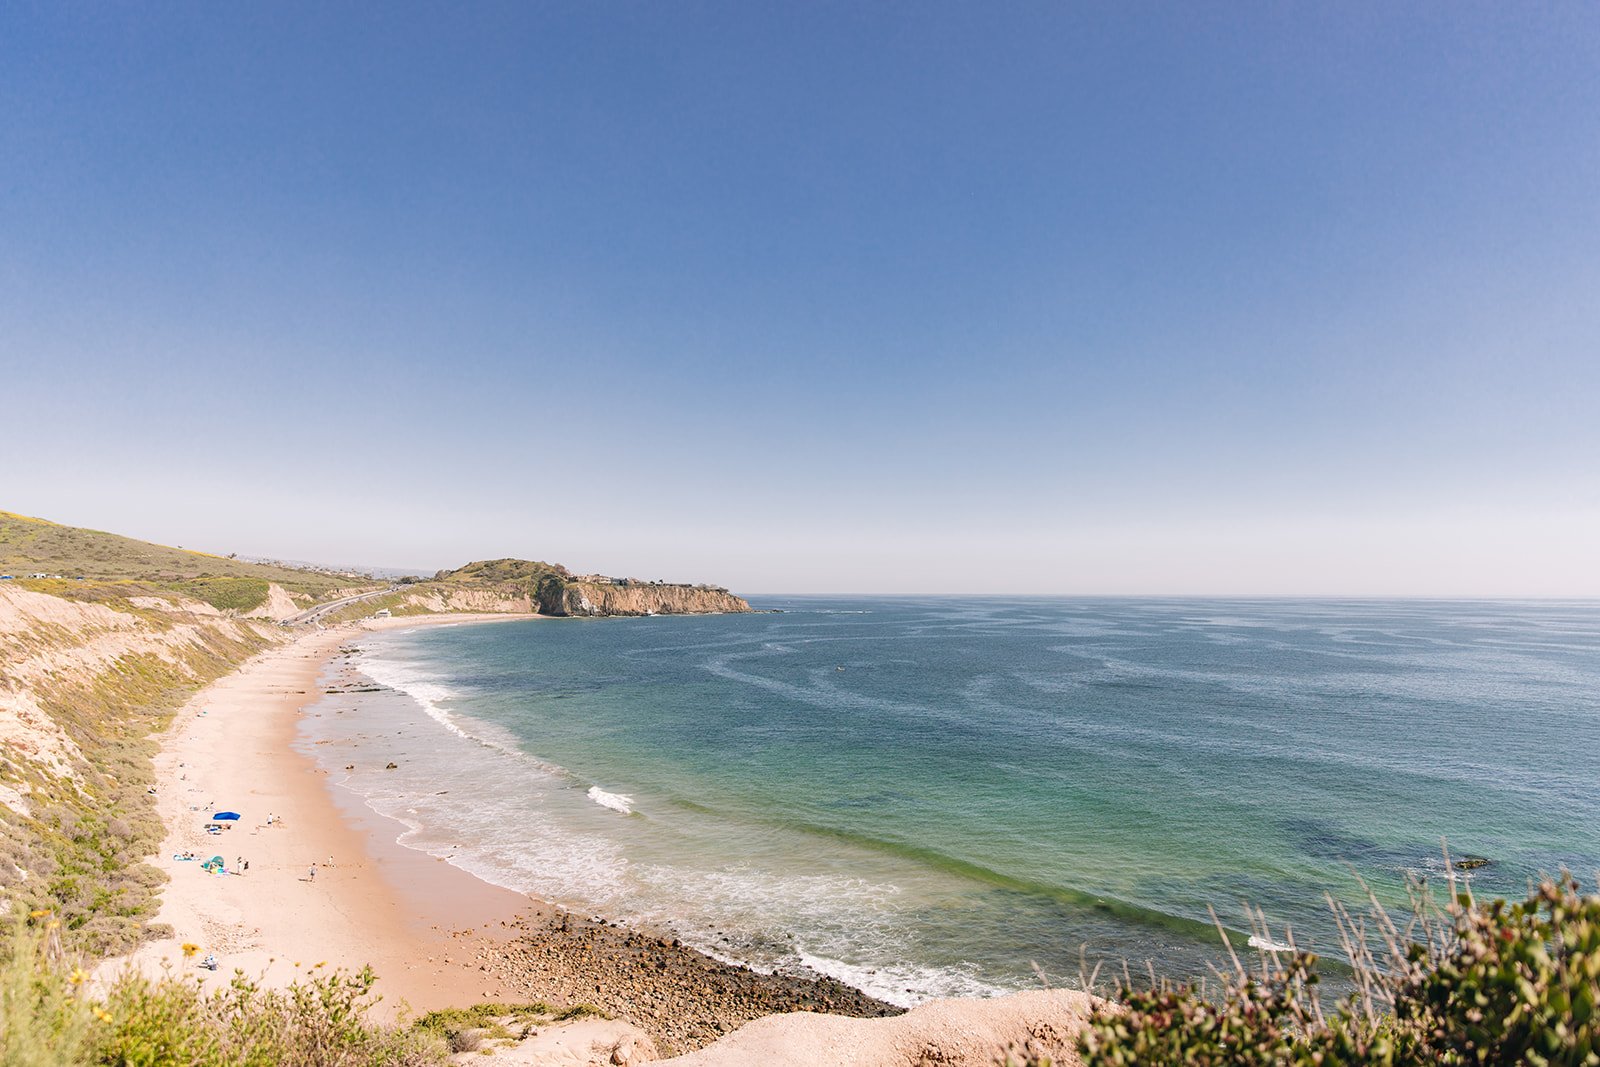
4;5;1597;596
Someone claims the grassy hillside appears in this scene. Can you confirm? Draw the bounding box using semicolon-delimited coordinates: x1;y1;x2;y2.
438;558;569;585
0;511;378;611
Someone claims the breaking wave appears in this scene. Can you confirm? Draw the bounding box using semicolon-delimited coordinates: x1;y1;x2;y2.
588;786;634;815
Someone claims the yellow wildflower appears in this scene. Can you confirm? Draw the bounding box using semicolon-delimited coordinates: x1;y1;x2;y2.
28;909;52;919
93;1007;113;1023
68;968;89;986
181;943;200;958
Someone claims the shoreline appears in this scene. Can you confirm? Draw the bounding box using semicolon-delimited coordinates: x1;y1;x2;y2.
112;614;538;1018
114;610;899;1054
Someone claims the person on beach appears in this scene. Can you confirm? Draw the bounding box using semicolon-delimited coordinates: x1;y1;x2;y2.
308;863;316;882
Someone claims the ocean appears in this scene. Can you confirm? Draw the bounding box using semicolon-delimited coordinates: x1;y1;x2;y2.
299;598;1600;1006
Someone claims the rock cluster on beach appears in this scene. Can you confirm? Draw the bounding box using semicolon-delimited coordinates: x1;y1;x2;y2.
466;911;900;1054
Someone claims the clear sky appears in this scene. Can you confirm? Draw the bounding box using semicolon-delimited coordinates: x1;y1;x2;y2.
2;3;1597;595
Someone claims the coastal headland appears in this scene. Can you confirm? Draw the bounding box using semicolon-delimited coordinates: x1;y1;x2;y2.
325;557;754;622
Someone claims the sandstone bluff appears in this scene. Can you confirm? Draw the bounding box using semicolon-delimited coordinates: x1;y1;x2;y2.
428;558;752;618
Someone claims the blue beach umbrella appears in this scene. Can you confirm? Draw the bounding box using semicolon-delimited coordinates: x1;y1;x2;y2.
211;812;241;821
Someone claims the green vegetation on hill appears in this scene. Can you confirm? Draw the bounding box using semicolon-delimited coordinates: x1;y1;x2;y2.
0;511;373;605
0;510;385;620
435;558;572;610
168;578;271;613
436;558;569;585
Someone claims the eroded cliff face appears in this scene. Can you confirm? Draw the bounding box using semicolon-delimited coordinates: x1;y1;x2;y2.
0;585;281;809
392;587;534;614
541;581;751;617
0;583;281;951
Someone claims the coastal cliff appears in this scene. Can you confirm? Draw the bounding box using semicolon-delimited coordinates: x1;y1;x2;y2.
0;582;284;952
541;577;750;617
389;587;535;615
397;558;752;618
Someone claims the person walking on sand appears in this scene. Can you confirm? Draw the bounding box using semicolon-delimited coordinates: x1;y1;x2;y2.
308;863;316;882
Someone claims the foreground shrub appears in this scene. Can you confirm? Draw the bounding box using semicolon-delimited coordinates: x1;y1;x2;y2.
0;921;96;1067
1394;878;1600;1065
99;966;445;1066
1078;874;1600;1067
0;922;448;1066
410;1000;611;1056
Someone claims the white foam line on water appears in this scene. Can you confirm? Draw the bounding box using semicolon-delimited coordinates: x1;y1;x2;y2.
336;645;644;904
357;649;568;777
621;862;1025;1007
357;792;633;904
1247;934;1294;953
587;786;634;815
794;950;1012;1008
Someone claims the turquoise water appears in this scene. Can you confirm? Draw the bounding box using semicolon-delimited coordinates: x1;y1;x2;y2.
311;598;1600;1005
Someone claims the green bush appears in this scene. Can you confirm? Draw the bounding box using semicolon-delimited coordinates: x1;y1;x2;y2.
0;922;96;1067
410;999;609;1052
167;579;270;614
0;923;448;1066
1394;879;1600;1065
1076;876;1600;1067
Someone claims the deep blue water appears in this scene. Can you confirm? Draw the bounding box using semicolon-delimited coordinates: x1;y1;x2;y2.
306;598;1600;1005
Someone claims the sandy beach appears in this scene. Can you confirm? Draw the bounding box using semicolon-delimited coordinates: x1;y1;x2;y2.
110;615;538;1018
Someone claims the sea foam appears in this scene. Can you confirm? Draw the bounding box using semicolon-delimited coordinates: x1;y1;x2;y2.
1247;934;1295;953
794;950;1010;1008
587;786;634;814
357;652;566;776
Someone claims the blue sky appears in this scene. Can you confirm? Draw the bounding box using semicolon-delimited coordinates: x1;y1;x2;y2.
3;3;1597;594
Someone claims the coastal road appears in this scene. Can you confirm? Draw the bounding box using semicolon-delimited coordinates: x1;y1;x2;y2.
283;587;397;627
